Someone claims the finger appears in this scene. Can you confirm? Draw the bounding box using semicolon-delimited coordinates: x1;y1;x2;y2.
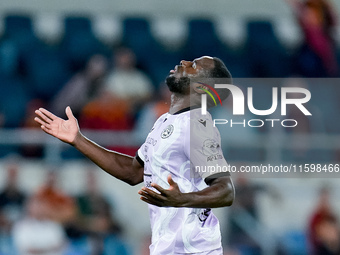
167;175;179;190
139;188;164;200
139;192;161;203
65;106;75;120
150;183;167;195
140;196;162;206
41;125;54;135
34;117;51;128
138;189;163;203
35;110;53;124
167;174;175;186
38;108;58;121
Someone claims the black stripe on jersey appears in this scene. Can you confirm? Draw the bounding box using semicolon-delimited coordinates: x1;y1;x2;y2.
173;105;201;115
204;172;231;185
135;152;145;167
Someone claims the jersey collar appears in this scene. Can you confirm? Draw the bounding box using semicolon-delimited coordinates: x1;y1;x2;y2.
173;105;201;115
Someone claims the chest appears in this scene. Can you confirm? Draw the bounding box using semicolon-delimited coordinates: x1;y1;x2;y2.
143;118;181;158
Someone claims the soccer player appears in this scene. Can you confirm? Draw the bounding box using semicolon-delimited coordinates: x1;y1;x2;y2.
34;56;235;255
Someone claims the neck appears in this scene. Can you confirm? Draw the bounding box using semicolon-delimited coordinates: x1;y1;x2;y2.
169;93;191;114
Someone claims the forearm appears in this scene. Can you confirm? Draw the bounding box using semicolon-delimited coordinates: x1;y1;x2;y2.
34;107;143;185
140;176;235;208
73;132;143;185
181;177;234;208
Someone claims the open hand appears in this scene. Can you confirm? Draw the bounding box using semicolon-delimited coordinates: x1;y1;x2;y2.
138;175;188;207
34;106;80;145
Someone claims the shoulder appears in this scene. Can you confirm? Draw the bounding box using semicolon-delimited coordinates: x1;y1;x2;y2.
189;109;216;135
155;112;169;125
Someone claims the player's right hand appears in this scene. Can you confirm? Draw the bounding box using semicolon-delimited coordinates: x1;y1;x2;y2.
34;106;80;145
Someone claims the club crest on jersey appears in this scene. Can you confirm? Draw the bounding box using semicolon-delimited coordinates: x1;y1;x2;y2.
202;139;223;161
161;125;174;139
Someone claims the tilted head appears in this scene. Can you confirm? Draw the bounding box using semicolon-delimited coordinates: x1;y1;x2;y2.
165;56;232;108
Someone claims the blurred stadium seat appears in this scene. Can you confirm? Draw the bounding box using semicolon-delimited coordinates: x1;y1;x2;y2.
184;19;224;60
61;16;111;71
21;45;71;101
0;76;31;128
122;17;183;87
245;20;291;77
4;14;43;54
122;18;165;64
0;39;19;77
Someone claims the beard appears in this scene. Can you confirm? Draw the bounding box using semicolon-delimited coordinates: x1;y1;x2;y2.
165;75;191;95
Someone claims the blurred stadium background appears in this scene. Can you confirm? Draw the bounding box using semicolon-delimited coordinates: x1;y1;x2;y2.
0;0;340;255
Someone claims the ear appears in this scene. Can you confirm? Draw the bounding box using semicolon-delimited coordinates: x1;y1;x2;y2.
193;82;208;94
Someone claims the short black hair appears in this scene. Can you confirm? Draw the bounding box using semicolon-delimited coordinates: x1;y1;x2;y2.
211;57;232;80
196;57;232;108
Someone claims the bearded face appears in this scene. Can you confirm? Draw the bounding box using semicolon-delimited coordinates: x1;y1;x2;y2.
165;75;191;95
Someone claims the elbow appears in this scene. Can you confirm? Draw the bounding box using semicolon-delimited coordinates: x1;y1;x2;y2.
224;182;235;207
224;189;235;206
126;180;137;186
211;176;235;207
125;178;141;186
124;174;143;186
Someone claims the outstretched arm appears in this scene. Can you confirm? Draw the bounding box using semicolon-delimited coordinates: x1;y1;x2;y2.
35;107;144;186
138;175;234;208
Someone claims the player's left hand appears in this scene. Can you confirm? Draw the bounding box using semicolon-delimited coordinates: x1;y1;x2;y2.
138;175;187;207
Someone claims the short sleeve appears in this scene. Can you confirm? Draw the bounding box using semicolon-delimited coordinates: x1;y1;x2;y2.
184;113;230;184
136;147;145;167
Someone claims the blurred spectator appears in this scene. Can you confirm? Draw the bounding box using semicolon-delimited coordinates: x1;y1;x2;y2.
79;89;134;130
77;169;122;235
22;99;45;129
88;211;130;255
12;196;67;255
285;0;338;76
308;185;340;255
103;47;153;109
76;170;129;255
133;83;170;144
78;85;138;156
0;162;26;234
78;50;142;131
20;98;45;158
283;78;316;134
225;175;280;255
50;54;108;119
281;77;327;162
33;171;78;237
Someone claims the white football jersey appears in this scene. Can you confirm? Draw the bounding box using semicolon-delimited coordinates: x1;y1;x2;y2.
137;107;230;254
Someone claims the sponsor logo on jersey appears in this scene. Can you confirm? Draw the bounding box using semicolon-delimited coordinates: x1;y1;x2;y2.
198;118;206;127
161;124;174;139
146;137;157;146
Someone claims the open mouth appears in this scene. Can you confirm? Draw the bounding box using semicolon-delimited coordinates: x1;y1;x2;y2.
170;65;181;73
